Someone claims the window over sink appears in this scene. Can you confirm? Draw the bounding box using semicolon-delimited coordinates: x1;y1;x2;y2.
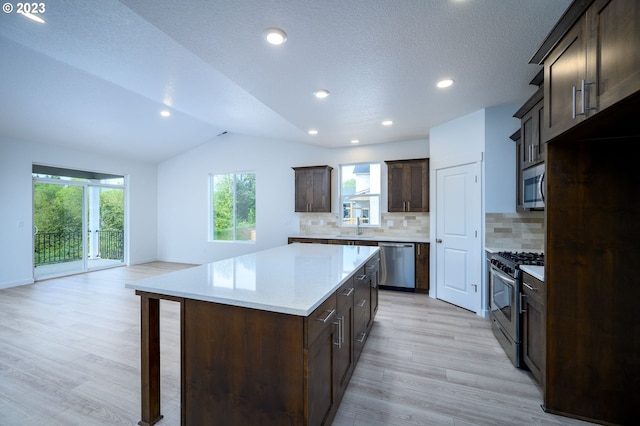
340;163;381;227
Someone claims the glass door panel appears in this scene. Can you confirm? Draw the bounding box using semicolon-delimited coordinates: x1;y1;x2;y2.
87;186;124;270
33;181;85;279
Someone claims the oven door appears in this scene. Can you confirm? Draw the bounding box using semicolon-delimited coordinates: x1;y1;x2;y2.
489;265;519;343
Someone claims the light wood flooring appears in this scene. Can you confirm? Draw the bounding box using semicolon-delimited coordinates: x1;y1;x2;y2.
0;262;593;426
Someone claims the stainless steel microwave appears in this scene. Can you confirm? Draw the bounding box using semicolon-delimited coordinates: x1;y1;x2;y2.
522;163;545;209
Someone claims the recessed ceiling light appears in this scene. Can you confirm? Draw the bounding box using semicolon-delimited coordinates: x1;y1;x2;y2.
314;90;330;99
20;12;46;24
308;129;318;135
382;120;393;126
436;79;455;88
351;139;360;144
263;27;287;45
160;110;171;117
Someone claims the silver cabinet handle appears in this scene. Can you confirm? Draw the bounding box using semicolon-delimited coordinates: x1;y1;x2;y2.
356;332;367;343
333;316;344;348
581;79;595;114
523;282;538;292
407;201;410;211
315;309;336;323
520;293;526;314
356;274;367;281
356;299;366;308
340;287;354;297
572;85;578;119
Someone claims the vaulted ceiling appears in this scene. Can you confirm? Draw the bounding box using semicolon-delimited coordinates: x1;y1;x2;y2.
0;0;570;163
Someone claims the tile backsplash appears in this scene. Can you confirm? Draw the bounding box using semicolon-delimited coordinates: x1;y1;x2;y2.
485;212;544;250
297;212;429;239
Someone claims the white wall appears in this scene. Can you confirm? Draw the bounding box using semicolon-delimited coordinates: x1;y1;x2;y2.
484;105;518;213
428;105;518;316
156;134;428;264
0;138;158;288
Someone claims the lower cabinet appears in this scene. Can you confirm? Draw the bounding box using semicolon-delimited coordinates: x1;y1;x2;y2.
334;278;355;398
521;271;545;385
415;243;430;293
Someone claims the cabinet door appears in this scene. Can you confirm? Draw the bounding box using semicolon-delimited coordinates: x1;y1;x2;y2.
415;243;429;293
387;163;406;212
544;16;587;141
586;0;640;113
310;167;331;212
522;291;545;385
294;169;313;212
334;280;354;397
521;99;544;167
306;324;335;426
406;160;428;212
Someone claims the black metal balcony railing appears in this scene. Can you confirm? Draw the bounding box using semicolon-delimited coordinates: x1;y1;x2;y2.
34;230;124;267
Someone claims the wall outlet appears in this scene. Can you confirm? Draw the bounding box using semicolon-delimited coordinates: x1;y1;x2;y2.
387;220;393;227
403;220;407;227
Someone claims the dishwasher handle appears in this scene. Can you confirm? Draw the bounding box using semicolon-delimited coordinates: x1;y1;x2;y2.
378;242;414;248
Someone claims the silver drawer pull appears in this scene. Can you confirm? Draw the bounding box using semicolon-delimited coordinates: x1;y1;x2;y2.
523;282;538;292
356;332;367;343
340;287;354;297
315;309;336;323
356;299;366;308
356;274;367;281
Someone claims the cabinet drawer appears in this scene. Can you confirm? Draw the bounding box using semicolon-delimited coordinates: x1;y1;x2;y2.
336;278;354;312
522;272;545;304
305;293;337;347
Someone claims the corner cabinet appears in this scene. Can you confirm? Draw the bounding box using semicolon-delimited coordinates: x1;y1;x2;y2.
293;165;332;213
385;159;429;212
542;0;640;142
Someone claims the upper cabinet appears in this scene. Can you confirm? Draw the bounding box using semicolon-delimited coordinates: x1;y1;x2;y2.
539;0;640;142
292;165;332;213
385;159;429;212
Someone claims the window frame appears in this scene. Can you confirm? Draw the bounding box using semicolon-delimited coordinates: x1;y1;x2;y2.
339;162;381;228
209;171;256;243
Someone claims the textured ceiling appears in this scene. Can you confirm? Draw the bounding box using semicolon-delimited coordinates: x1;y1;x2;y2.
0;0;571;163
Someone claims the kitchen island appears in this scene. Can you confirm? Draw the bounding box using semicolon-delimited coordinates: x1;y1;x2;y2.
126;243;380;426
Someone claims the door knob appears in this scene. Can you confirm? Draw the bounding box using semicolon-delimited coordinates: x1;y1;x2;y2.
436;238;442;243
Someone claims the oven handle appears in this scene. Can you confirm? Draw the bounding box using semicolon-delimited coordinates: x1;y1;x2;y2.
490;265;516;287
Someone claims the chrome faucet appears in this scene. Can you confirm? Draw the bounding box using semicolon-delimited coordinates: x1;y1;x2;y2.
356;216;362;235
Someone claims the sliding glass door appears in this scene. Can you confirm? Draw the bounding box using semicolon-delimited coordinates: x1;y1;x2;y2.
33;167;125;280
33;180;85;279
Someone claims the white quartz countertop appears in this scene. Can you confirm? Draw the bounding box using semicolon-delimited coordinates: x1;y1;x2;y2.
290;234;429;243
520;265;544;282
126;243;379;316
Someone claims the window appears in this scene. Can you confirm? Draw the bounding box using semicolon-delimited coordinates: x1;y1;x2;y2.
340;163;381;227
210;172;256;242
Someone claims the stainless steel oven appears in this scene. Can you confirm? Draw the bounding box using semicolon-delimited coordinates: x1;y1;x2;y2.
488;251;544;369
489;262;521;367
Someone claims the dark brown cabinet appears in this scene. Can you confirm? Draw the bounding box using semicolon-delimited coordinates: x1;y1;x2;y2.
518;88;545;168
415;243;430;293
542;0;640;141
528;1;640;423
521;271;545;385
385;159;429;212
352;266;369;363
293;165;332;212
334;278;354;399
305;294;338;426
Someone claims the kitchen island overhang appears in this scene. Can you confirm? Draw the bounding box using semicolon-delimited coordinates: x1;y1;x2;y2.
126;243;380;426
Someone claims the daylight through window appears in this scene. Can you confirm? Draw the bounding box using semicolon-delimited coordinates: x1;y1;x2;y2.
210;172;256;242
340;163;381;227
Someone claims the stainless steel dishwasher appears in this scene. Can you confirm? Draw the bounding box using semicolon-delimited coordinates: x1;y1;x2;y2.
378;242;415;289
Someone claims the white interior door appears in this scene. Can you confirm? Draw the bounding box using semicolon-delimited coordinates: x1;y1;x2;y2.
435;162;481;313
